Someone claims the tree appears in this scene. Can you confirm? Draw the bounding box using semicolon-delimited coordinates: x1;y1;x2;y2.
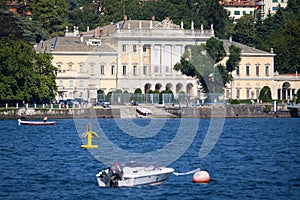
134;88;142;94
296;89;300;103
270;20;300;74
226;45;241;72
0;38;57;104
0;10;48;44
258;86;272;103
189;0;232;39
68;3;100;31
30;0;70;37
174;37;241;95
205;37;226;63
233;14;255;47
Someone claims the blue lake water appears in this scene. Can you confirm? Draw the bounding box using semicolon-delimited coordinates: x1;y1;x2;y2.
0;118;299;199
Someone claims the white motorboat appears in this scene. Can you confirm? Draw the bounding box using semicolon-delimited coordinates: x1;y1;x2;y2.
136;106;152;116
96;161;174;187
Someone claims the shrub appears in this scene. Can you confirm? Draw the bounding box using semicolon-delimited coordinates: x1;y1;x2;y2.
258;86;272;103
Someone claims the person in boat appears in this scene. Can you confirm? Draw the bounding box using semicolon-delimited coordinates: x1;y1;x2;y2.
43;116;48;123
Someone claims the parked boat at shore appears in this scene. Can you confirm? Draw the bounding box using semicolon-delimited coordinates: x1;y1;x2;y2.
18;119;56;125
136;106;152;116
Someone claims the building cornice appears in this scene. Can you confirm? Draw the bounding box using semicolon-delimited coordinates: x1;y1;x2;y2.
49;51;117;55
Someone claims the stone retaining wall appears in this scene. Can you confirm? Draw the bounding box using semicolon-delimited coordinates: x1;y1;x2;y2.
166;105;293;118
0;108;120;120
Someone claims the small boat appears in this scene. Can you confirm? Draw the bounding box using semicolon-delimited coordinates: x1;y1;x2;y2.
96;161;174;187
18;119;56;126
136;106;152;116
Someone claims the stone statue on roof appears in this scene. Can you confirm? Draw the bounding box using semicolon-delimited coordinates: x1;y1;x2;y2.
155;16;180;29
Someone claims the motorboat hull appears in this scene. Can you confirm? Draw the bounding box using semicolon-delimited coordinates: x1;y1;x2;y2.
96;169;173;187
96;162;174;187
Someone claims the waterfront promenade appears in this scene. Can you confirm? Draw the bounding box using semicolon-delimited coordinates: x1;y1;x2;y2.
0;103;298;119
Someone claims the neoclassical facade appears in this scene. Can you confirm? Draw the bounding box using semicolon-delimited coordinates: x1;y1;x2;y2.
35;17;299;103
36;18;214;102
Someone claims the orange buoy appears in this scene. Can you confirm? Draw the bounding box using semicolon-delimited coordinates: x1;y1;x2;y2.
193;170;210;183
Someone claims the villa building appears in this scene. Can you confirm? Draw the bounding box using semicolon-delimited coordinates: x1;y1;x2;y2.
35;17;299;103
222;0;288;21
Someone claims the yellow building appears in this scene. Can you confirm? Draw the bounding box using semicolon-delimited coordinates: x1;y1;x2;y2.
223;40;299;101
35;18;299;103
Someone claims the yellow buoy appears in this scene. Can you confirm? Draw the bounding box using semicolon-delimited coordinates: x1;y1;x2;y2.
81;123;99;148
193;170;210;183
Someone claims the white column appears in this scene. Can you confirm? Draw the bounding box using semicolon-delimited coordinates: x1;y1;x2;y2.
161;45;164;75
150;44;154;76
171;45;174;75
140;43;143;76
117;43;122;90
129;44;132;76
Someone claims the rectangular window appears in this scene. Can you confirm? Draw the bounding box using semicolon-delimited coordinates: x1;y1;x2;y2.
122;65;126;75
69;80;74;87
272;0;278;2
250;11;253;15
122;45;126;52
79;64;83;72
246;89;250;99
100;65;105;75
272;7;278;11
256;66;259;76
90;65;94;74
133;66;137;76
236;89;240;99
265;66;269;76
59;80;63;87
246;66;250;76
243;11;246;15
154;66;159;73
143;66;147;75
234;11;240;15
57;64;62;72
133;45;137;53
68;64;72;71
236;66;240;76
226;90;230;98
143;45;147;52
79;80;84;87
166;66;169;73
111;65;115;75
256;89;260;99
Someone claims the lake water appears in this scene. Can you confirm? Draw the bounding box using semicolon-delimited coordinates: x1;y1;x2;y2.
0;118;299;199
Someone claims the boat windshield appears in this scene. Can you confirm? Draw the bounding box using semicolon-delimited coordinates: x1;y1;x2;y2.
122;161;159;168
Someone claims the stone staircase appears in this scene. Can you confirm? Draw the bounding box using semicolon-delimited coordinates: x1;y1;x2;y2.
113;104;176;118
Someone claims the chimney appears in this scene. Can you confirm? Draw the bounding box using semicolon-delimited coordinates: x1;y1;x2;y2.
229;36;232;42
87;26;90;32
270;48;274;53
124;15;127;21
80;34;84;42
152;16;155;21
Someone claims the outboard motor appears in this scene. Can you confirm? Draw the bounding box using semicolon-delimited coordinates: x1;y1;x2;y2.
108;162;123;187
98;170;111;187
